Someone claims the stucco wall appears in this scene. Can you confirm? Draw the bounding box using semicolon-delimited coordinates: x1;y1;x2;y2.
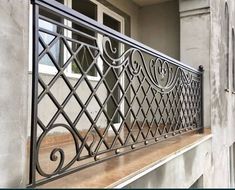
0;0;29;187
138;0;180;60
107;0;180;61
124;137;212;188
180;0;235;187
210;0;235;187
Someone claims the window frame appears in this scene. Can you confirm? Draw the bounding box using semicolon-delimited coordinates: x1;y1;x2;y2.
29;0;125;82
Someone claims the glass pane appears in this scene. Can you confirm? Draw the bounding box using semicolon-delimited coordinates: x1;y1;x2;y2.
71;0;97;76
103;13;120;32
72;0;97;20
39;9;64;68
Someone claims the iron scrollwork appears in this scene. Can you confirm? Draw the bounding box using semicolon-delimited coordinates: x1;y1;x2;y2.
101;36;194;93
29;1;203;187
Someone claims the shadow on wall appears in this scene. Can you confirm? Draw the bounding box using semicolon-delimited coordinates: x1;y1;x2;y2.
183;147;197;177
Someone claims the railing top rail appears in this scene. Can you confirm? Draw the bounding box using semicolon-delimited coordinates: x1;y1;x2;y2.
33;0;202;75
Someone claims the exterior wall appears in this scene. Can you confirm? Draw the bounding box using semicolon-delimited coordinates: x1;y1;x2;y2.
0;0;29;187
210;0;235;187
124;138;212;188
139;0;180;60
180;0;235;187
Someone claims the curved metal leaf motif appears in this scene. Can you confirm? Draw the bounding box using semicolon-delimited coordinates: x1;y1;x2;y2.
101;36;193;93
36;124;79;177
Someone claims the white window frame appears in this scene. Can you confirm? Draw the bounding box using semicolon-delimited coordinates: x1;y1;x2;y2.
38;19;60;75
29;0;125;82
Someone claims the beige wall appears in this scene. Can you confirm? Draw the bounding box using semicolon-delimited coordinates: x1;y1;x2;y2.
107;0;180;61
139;0;180;60
180;0;235;187
107;0;140;40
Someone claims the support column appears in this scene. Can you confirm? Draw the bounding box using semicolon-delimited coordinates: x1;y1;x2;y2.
0;0;29;187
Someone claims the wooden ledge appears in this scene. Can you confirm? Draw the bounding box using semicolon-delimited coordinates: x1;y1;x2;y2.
40;128;212;188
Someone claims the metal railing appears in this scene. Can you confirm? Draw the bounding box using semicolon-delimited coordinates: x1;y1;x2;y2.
29;0;203;187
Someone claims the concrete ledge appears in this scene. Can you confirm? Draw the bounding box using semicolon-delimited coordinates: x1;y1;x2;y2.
179;0;210;13
40;129;212;188
113;129;212;188
180;7;210;18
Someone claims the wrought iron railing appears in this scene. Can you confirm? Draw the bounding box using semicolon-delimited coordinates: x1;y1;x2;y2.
29;0;203;187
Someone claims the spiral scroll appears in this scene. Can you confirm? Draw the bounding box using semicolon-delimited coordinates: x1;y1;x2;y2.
36;124;79;177
101;36;194;93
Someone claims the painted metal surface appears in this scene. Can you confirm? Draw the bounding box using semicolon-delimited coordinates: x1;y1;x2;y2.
29;0;203;187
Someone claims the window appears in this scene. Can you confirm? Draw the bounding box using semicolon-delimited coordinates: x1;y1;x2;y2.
35;0;125;81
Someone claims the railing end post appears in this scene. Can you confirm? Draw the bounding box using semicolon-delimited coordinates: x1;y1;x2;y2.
199;65;204;133
199;65;204;72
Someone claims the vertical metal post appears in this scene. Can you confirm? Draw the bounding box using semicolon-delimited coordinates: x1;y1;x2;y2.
199;65;204;133
29;0;39;187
